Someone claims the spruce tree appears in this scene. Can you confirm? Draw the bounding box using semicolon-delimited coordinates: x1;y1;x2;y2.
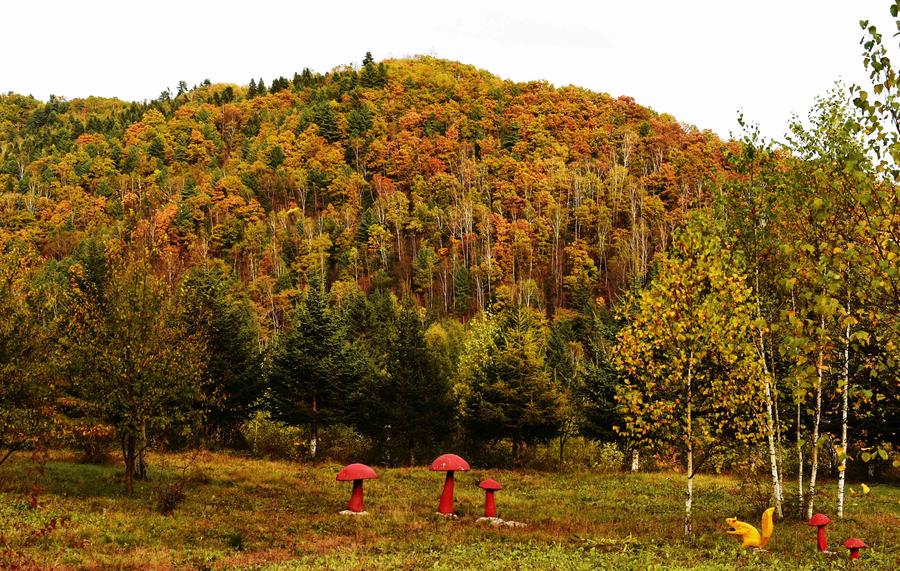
463;305;563;456
369;302;454;465
269;282;359;458
313;102;341;143
180;264;262;443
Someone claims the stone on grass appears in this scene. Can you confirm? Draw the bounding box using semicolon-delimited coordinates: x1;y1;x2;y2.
476;516;527;528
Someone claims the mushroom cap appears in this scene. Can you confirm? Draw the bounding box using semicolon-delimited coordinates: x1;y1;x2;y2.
430;453;470;471
479;478;502;491
336;463;378;481
843;538;867;549
808;513;832;526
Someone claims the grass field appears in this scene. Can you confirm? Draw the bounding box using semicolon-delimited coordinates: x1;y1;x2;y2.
0;450;897;569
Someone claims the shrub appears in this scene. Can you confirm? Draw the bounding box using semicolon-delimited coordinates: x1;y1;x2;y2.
239;411;302;460
153;481;186;515
61;419;116;464
316;424;373;464
471;438;627;472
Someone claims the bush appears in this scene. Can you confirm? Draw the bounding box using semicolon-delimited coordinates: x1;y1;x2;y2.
316;424;373;464
61;420;116;464
153;481;186;515
467;438;626;472
239;411;302;460
547;438;624;472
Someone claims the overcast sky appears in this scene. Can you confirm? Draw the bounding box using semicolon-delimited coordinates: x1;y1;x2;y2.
0;1;893;140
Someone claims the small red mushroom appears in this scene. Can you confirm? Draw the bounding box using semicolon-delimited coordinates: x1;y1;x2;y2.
808;513;832;552
431;454;470;515
479;478;502;518
336;463;377;513
843;538;867;560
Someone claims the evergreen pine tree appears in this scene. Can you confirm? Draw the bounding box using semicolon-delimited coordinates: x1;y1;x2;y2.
313;102;341;143
368;302;454;465
180;264;262;443
463;305;563;456
269;282;360;458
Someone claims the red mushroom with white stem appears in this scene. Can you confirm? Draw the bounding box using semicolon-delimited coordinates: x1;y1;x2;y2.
336;463;377;513
843;538;867;561
431;453;470;515
479;478;502;518
808;513;832;552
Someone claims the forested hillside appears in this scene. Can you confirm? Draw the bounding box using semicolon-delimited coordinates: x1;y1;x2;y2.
1;55;724;323
1;29;897;537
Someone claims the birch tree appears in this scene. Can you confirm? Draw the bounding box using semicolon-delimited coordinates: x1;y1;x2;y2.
615;217;767;536
717;123;788;517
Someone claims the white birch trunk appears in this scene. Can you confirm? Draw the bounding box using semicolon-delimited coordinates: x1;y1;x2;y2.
684;355;693;537
796;400;804;516
792;288;804;515
753;273;783;516
837;298;851;518
806;334;824;520
631;448;640;472
763;372;784;517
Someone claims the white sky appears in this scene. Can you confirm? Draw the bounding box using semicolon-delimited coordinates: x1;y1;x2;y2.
0;1;893;141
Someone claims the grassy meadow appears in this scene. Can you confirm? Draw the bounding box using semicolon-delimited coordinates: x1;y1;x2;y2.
0;450;897;570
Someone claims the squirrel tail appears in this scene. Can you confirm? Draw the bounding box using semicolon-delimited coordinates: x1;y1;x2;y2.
759;507;775;548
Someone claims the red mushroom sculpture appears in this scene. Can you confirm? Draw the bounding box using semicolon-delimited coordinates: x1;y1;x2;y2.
808;513;832;552
336;463;378;513
431;454;470;515
479;478;502;518
843;538;867;561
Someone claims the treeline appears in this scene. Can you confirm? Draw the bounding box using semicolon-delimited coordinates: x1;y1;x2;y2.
1;2;898;537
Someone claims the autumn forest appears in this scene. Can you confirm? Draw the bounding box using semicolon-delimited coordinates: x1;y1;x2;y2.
1;5;899;566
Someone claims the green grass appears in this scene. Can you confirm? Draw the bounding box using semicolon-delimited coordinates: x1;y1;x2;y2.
0;450;897;569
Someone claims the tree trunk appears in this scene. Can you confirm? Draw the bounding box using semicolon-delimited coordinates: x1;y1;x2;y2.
684;355;693;538
631;448;640;472
772;346;785;499
558;435;564;467
837;298;851;519
763;377;783;516
408;436;415;468
806;337;824;520
310;396;318;460
754;277;783;517
759;336;784;517
123;434;136;494
137;422;148;481
796;400;804;517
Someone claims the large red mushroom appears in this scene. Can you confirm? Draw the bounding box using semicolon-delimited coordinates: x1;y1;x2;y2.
843;538;867;560
431;454;470;515
336;463;378;513
479;478;502;518
808;513;832;552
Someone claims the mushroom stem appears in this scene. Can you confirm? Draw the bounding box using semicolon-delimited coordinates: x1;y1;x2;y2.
484;490;496;517
849;547;861;560
816;526;828;552
438;470;455;514
348;479;365;512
